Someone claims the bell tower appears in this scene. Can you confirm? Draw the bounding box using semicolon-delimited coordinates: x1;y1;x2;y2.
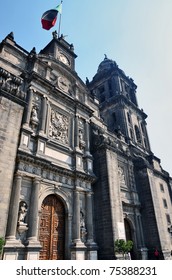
88;55;151;152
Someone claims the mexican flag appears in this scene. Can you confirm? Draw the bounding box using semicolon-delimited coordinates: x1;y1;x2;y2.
41;3;62;30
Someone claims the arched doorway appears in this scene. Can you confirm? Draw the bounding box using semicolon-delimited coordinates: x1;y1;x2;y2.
124;218;135;259
39;194;65;260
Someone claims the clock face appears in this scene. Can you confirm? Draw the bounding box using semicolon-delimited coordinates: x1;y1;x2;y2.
59;53;70;66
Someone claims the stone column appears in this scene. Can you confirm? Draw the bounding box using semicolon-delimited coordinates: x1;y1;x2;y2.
85;191;97;259
26;178;41;260
84;121;93;173
6;174;22;241
134;213;142;248
137;215;148;260
23;88;33;126
66;214;72;259
73;189;81;243
138;215;145;246
86;192;94;243
85;121;90;154
71;188;86;260
118;76;122;93
3;174;26;259
46;102;51;135
27;178;40;242
39;96;47;133
74;115;79;149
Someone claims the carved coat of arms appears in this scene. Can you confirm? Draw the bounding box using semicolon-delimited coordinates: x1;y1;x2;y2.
49;109;69;144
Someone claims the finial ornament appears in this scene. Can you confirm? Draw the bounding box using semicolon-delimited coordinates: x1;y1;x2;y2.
5;32;14;41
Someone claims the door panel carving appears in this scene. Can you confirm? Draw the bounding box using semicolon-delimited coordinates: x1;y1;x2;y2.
39;195;65;260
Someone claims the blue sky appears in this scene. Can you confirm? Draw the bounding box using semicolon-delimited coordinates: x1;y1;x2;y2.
0;0;172;173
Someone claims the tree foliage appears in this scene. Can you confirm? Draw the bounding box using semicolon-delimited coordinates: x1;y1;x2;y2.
114;239;133;254
0;237;5;254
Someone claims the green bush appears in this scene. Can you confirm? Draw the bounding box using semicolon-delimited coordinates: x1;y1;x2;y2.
0;237;5;255
114;239;133;254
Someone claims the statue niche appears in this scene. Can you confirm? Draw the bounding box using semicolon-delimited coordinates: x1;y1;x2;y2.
30;105;39;130
118;166;126;186
17;201;28;234
80;210;87;243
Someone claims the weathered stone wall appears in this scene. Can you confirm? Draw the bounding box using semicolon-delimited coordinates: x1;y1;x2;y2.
0;96;24;237
147;170;172;259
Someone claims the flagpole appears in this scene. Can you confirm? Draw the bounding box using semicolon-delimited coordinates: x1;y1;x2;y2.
58;1;63;38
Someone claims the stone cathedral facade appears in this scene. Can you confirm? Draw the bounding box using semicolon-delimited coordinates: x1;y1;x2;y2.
0;32;172;260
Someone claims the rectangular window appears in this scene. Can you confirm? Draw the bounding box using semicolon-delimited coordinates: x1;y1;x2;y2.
166;214;171;225
163;199;168;208
160;183;164;192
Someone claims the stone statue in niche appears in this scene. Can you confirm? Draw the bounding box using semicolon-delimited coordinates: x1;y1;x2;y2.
79;128;85;151
49;109;69;144
78;119;85;151
79;128;84;140
18;201;28;225
118;166;126;186
30;105;39;129
80;210;87;243
17;201;28;234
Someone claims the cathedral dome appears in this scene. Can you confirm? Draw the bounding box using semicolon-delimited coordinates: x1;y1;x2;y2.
97;55;117;73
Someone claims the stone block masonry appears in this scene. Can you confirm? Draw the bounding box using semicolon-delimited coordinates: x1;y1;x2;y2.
0;96;24;237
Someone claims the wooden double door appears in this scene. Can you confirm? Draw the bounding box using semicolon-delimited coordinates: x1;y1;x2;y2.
39;195;65;260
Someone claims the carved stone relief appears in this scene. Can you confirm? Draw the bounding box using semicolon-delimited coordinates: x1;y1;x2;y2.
58;76;69;92
80;210;87;243
49;109;69;144
0;68;26;100
118;166;126;186
37;65;46;77
49;70;74;96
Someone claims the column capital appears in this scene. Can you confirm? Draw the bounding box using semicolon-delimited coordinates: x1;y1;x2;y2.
85;119;91;124
43;94;49;100
33;177;41;183
14;172;23;179
86;190;94;196
74;187;81;193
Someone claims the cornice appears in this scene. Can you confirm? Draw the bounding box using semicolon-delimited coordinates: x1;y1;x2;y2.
16;150;96;183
